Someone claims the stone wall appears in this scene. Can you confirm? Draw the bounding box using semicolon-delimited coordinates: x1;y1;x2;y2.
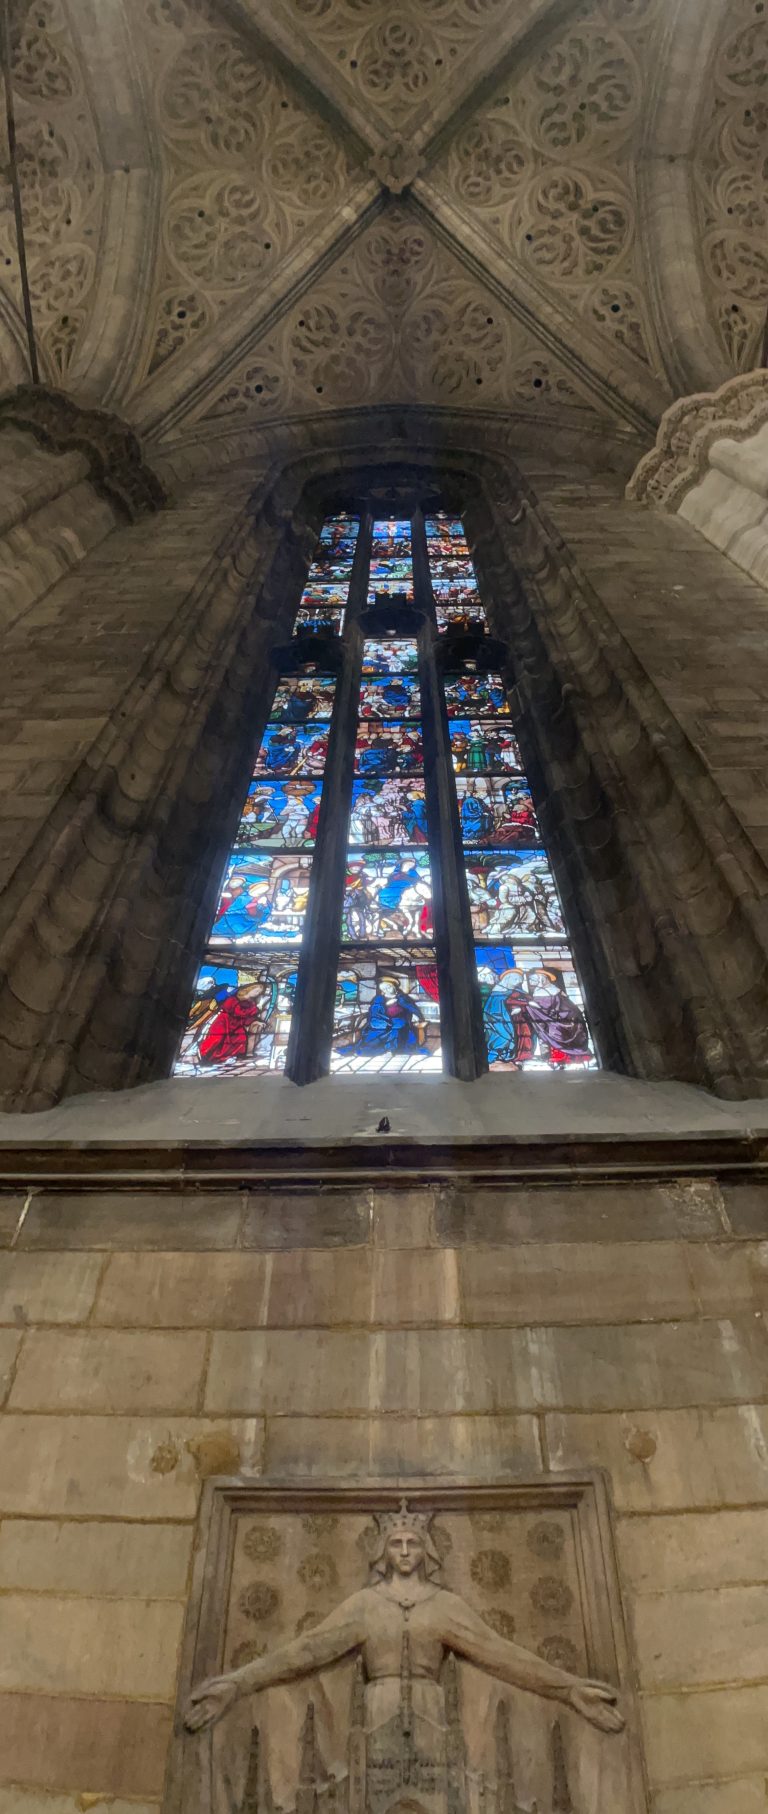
0;1170;767;1813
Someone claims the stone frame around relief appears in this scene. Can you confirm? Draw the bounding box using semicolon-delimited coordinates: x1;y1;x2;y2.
164;1475;649;1814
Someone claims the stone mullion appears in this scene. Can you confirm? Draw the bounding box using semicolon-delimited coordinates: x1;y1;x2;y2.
412;507;487;1082
285;512;373;1085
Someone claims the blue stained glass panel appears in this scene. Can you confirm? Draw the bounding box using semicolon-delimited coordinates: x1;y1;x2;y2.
359;674;421;719
270;676;337;723
293;607;344;637
476;946;597;1072
331;947;442;1073
449;720;525;777
443;673;509;716
210;852;313;944
238;779;323;849
254;724;330;777
368;518;414;601
355;720;423;777
455;777;539;846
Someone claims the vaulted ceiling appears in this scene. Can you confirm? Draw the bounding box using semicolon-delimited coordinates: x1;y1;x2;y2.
1;0;765;455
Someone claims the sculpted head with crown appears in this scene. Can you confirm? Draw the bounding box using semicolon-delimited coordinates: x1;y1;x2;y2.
369;1498;442;1586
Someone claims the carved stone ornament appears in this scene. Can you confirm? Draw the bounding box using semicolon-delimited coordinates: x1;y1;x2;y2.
166;1478;647;1814
369;138;425;196
626;369;768;511
0;384;167;520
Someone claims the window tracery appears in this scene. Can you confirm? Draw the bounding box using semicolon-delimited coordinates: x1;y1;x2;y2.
175;506;596;1080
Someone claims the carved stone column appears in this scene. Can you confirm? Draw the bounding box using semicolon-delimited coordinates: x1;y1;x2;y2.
627;370;768;589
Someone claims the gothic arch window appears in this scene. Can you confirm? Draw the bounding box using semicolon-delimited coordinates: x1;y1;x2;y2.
174;508;597;1081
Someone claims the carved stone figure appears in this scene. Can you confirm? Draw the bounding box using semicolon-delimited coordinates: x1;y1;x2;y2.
185;1501;623;1814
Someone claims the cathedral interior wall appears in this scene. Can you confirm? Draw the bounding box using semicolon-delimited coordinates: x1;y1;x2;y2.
0;1170;767;1813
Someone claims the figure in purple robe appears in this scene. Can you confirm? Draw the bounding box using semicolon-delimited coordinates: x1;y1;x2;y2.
525;969;591;1064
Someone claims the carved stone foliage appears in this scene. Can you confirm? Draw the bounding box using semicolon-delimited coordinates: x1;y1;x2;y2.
0;384;166;518
433;0;662;375
278;0;511;126
136;0;363;383
167;1482;645;1814
694;0;768;369
197;207;608;429
627;369;768;510
0;0;104;380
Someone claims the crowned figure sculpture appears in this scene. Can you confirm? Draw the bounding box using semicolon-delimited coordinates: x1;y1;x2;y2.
186;1501;623;1814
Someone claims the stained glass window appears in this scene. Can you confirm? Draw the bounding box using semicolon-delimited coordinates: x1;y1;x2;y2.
331;616;441;1072
175;514;357;1076
429;513;597;1074
176;505;597;1080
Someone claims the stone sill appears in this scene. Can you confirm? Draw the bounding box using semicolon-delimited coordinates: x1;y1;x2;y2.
1;1072;768;1182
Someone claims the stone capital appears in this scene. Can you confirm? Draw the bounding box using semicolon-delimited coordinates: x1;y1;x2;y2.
0;384;167;521
626;369;768;512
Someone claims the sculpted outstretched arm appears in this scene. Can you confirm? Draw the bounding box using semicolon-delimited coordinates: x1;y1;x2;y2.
185;1591;367;1731
441;1594;624;1734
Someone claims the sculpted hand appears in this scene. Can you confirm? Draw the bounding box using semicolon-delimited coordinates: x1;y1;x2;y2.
185;1675;240;1732
569;1680;625;1732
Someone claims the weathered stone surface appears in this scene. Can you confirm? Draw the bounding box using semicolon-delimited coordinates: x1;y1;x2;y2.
95;1247;461;1329
0;1794;159;1814
653;1779;768;1814
721;1184;768;1237
0;1518;192;1599
0;1253;102;1324
21;1190;243;1250
241;1190;368;1248
618;1508;768;1594
0;1594;184;1697
0;1196;24;1247
633;1584;768;1688
546;1406;768;1511
0;1331;22;1406
0;1415;260;1518
9;1330;208;1412
435;1180;725;1246
458;1242;696;1325
205;1320;768;1416
686;1241;768;1313
643;1684;768;1786
263;1413;543;1478
0;1691;172;1796
371;1187;437;1247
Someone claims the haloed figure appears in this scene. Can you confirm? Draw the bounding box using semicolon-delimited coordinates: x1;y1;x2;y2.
186;1503;624;1741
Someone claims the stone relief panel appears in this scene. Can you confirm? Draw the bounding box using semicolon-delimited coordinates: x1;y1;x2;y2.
194;207;610;431
167;1481;646;1814
134;0;364;383
432;0;664;377
0;0;104;380
274;0;513;129
694;0;768;370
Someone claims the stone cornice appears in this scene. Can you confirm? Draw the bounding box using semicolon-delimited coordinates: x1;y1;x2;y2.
626;369;768;510
0;384;167;519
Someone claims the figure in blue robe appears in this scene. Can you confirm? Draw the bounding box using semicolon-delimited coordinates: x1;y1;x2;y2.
378;861;421;911
340;981;424;1055
460;791;493;842
402;794;429;843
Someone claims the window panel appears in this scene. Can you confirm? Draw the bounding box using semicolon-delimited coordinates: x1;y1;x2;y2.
449;719;525;778
476;947;597;1072
362;639;418;675
354;720;424;777
428;508;598;1077
270;676;337;722
342;852;433;942
239;780;323;849
176;954;298;1076
350;779;428;847
331;948;442;1073
359;674;421;718
175;512;359;1078
368;518;414;601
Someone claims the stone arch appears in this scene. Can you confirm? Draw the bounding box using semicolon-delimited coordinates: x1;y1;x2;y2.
3;407;768;1107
